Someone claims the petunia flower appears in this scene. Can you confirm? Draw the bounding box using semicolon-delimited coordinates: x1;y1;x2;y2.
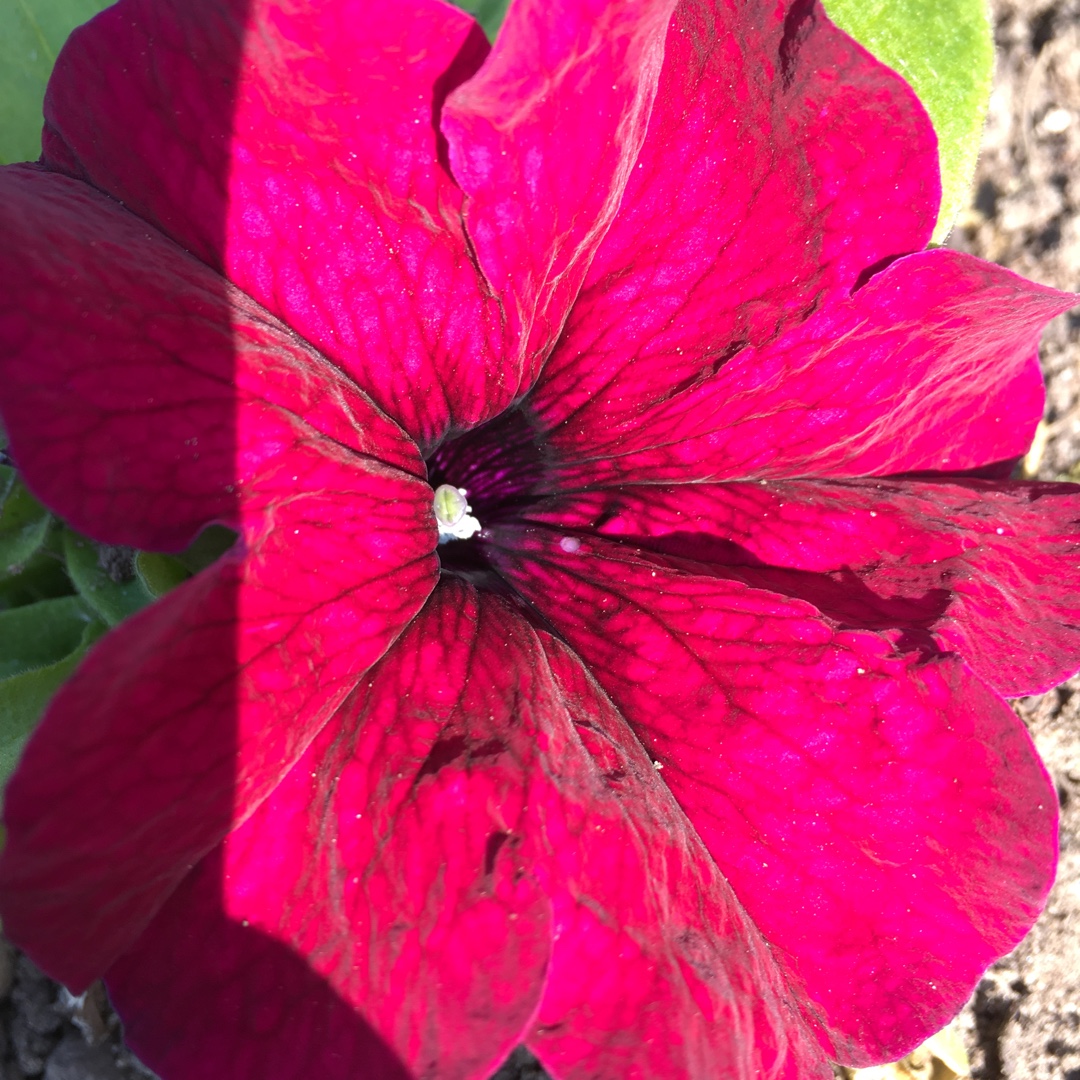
0;0;1078;1076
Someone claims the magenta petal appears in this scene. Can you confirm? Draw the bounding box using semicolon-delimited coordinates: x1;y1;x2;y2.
206;584;555;1080
0;165;239;548
0;165;424;550
106;850;415;1080
545;249;1076;485
104;581;827;1079
488;527;1058;1062
0;427;436;987
522;634;826;1080
527;479;1080;696
43;0;513;445
530;0;939;436
442;0;677;370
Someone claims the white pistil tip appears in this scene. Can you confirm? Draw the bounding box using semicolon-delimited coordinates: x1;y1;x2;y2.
433;484;482;542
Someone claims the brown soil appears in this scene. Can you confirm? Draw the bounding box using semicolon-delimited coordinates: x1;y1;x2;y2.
948;0;1080;1076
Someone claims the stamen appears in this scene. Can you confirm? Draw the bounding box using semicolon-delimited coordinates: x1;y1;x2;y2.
433;484;482;542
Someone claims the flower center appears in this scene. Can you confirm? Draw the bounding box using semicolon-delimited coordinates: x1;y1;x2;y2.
432;484;482;542
425;404;551;576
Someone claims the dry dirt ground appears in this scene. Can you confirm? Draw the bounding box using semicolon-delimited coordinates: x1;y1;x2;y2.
948;0;1080;1077
1;0;1079;1077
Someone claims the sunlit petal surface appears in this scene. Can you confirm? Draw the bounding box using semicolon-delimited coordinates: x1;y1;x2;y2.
0;0;1077;1075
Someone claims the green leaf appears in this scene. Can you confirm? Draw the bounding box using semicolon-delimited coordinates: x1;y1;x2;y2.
0;615;105;793
0;0;112;164
0;464;44;529
62;527;154;626
0;594;93;679
174;524;238;575
0;464;52;574
0;548;73;609
823;0;993;244
133;525;242;601
135;551;191;598
446;0;510;41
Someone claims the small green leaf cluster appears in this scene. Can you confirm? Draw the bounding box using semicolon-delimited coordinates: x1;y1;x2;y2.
1;460;104;792
0;453;234;796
